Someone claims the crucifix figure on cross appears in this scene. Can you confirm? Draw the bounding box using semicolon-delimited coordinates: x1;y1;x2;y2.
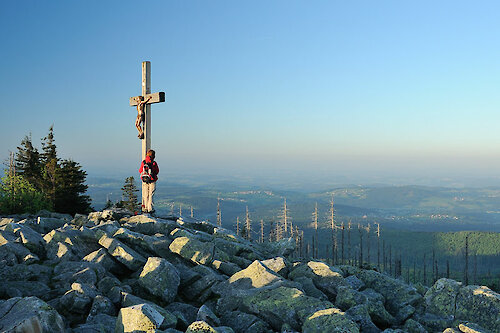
129;61;165;160
134;95;152;139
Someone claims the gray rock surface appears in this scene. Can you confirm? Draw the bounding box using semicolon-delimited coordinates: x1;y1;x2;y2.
357;269;422;322
0;296;65;333
169;235;214;265
138;256;180;303
302;307;359;333
0;209;498;333
289;261;347;300
98;234;146;271
261;257;288;277
115;303;165;332
346;304;380;333
228;260;283;289
455;285;500;332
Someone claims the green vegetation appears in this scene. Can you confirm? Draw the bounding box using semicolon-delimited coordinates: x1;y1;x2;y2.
1;126;92;215
120;176;141;213
0;171;51;214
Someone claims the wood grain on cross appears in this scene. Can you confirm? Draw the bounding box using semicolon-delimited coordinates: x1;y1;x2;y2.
129;61;165;160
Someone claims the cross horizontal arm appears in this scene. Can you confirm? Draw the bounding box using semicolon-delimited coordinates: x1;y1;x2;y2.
129;92;165;106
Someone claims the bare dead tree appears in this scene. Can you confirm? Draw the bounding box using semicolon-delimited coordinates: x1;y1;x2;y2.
473;252;477;285
395;254;402;278
236;217;240;236
464;234;469;285
376;223;381;270
358;224;364;267
260;219;264;243
278;198;290;238
348;220;352;265
366;223;371;265
328;195;336;264
312;235;316;259
432;248;436;283
383;240;386;272
341;222;345;265
423;253;427;285
245;206;251;241
190;206;194;218
413;257;416;283
313;202;318;258
179;205;182;216
358;224;371;267
216;195;221;227
299;229;304;258
435;259;439;281
276;217;283;241
389;245;392;276
294;226;301;257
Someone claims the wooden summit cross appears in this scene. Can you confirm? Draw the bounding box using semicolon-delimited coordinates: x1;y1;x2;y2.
129;61;165;160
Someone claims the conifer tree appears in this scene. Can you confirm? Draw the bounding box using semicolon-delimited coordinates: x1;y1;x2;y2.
41;126;59;204
121;176;140;213
15;134;42;190
54;159;92;214
41;125;57;162
8;127;91;215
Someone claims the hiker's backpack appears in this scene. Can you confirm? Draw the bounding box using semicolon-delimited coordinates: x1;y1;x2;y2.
141;160;153;183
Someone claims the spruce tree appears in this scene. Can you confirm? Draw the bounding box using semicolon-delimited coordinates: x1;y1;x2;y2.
54;159;92;215
41;125;59;204
15;134;42;190
41;125;57;162
121;176;140;213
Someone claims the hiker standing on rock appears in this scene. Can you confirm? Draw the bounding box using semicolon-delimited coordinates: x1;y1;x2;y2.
139;149;159;214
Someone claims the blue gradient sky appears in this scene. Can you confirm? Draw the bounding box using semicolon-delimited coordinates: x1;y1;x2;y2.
1;1;500;185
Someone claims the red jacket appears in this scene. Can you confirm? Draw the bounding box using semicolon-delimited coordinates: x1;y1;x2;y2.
139;156;159;182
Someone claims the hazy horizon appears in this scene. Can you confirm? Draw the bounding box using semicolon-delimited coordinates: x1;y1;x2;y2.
2;1;500;189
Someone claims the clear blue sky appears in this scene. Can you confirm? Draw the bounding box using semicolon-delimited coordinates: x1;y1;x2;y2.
1;1;499;185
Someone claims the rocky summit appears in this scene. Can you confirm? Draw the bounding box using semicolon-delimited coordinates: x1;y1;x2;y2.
0;209;499;333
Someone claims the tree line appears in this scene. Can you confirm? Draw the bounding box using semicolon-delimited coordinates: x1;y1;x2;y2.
210;195;499;291
0;126;92;215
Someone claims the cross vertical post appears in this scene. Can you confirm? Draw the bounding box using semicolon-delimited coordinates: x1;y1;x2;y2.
129;61;165;208
142;61;151;160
